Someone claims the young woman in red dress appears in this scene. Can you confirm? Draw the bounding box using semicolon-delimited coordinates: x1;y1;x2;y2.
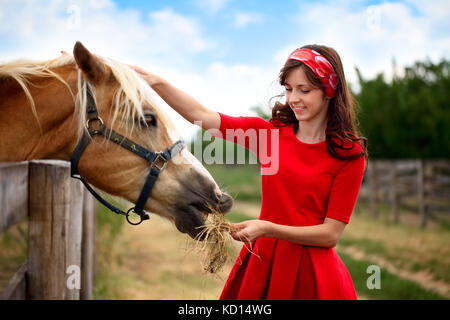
132;44;368;300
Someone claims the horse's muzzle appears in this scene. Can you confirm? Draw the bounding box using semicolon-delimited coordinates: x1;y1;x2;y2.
175;192;233;240
191;191;233;214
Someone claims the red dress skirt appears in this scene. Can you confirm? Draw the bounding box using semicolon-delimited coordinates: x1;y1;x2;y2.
220;238;356;300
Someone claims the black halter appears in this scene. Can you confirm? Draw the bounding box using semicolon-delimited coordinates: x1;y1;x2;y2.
70;83;185;225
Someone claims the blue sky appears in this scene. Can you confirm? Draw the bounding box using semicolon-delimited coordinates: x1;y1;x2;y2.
107;0;447;70
109;0;444;63
1;0;449;139
112;0;303;66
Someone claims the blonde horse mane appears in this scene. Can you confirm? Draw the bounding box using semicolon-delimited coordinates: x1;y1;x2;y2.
0;52;177;139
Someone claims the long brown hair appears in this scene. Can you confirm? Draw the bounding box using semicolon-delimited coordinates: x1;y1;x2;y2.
271;44;368;169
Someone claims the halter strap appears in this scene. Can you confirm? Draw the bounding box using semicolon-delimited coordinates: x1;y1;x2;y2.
70;83;185;225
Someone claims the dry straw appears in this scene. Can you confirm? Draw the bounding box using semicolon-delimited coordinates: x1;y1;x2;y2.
191;202;259;274
193;204;238;274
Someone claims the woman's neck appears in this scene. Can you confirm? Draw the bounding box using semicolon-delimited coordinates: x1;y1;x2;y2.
296;119;327;143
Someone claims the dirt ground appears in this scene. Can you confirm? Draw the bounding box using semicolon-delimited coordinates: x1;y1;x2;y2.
97;214;241;299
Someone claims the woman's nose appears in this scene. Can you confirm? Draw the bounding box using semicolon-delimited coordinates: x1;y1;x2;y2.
288;90;301;104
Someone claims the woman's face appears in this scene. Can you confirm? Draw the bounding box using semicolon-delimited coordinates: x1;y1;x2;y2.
284;66;329;123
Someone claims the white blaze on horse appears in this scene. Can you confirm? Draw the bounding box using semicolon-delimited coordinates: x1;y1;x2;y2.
0;41;233;238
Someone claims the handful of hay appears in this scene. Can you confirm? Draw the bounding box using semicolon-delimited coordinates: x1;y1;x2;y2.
193;209;237;274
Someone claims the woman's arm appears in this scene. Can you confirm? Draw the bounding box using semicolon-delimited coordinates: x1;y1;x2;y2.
130;66;220;131
231;218;346;248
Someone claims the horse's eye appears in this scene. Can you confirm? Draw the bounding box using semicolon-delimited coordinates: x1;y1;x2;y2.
141;112;157;127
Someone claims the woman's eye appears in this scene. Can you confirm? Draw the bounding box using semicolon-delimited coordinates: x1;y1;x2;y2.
301;90;310;94
285;87;292;91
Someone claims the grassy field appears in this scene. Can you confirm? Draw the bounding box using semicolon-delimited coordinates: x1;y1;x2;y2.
93;204;240;299
0;164;448;300
91;198;449;300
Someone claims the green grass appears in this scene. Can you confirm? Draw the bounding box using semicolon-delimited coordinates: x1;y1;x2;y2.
338;251;446;300
341;211;450;285
339;238;390;257
206;164;261;202
94;199;128;300
0;221;28;293
226;210;254;223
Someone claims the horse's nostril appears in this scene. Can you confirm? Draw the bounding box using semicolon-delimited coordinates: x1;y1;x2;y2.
214;187;222;199
218;192;233;213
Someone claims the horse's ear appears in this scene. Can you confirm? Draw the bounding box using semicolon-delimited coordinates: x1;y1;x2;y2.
73;41;105;83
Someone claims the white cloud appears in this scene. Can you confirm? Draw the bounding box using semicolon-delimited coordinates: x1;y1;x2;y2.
406;0;450;21
0;1;212;64
147;8;213;54
276;1;450;88
152;60;279;135
0;0;276;140
4;0;447;141
233;11;263;28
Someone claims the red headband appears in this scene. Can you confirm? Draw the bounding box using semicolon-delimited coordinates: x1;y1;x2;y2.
288;48;338;98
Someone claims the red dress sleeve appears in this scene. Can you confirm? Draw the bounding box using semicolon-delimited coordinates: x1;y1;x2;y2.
213;112;273;155
326;154;366;224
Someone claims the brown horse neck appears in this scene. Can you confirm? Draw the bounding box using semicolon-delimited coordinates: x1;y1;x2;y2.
0;65;80;162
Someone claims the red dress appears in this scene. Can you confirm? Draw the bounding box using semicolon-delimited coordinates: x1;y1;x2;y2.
214;113;366;300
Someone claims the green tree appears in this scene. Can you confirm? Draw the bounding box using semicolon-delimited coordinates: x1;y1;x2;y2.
356;58;450;159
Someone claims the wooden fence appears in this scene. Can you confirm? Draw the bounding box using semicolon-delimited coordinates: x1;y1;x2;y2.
358;159;450;228
0;160;97;300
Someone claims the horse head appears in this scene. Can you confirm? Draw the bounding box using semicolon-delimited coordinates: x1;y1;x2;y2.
0;41;233;239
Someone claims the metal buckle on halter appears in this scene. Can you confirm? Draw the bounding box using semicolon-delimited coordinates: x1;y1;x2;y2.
151;153;168;171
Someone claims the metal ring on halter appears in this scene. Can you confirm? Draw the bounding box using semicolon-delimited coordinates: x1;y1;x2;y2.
86;117;104;132
125;207;144;225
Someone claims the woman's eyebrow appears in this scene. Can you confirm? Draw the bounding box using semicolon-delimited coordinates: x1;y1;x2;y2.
284;81;310;87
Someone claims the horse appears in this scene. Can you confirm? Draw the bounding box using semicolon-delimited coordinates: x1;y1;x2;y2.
0;41;233;239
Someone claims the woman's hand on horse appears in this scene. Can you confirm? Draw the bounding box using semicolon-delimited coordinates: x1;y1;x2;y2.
231;220;272;243
128;65;160;86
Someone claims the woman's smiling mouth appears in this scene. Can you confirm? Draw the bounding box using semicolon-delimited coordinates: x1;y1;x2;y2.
292;105;307;112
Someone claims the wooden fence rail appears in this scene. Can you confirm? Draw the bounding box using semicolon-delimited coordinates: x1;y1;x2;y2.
359;159;450;228
0;160;97;300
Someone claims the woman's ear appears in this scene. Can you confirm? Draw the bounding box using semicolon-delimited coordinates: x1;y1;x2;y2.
73;41;106;83
322;93;330;102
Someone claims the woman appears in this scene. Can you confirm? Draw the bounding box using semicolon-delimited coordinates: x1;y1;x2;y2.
132;44;368;300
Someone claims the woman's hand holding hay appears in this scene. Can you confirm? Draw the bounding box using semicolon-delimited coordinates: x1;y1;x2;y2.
192;200;269;273
231;220;273;243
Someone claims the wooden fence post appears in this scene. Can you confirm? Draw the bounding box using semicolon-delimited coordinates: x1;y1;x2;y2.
27;160;83;299
368;160;378;218
417;159;429;228
0;162;29;233
390;160;399;223
81;190;97;300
